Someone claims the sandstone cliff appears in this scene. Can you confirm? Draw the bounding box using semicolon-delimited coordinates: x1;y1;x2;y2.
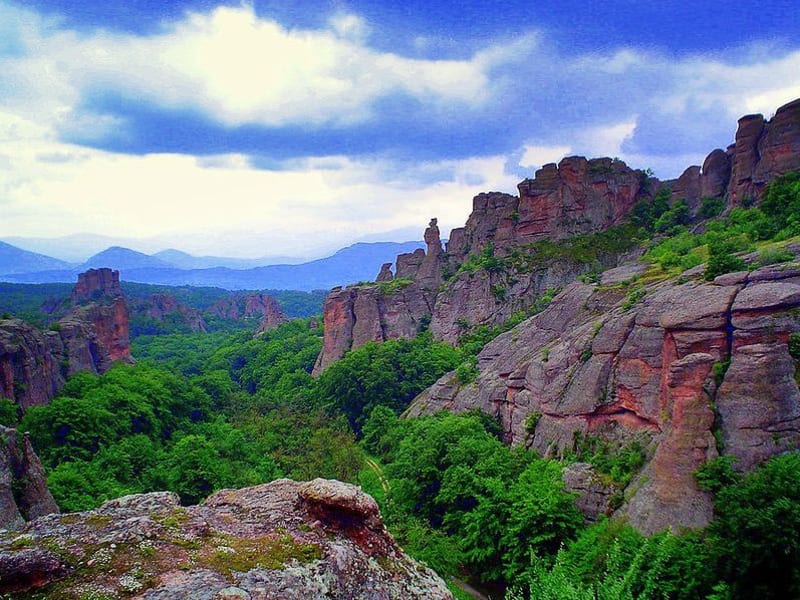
0;268;131;409
406;255;800;534
313;160;650;373
314;98;800;373
0;425;59;531
0;478;452;599
669;97;800;208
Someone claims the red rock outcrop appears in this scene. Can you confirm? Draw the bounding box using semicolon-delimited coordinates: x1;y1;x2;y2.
0;270;131;409
254;294;289;335
0;426;59;531
406;255;800;533
0;479;452;598
70;268;122;304
314;99;800;375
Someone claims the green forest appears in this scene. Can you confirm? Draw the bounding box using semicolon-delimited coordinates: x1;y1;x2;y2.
3;171;800;598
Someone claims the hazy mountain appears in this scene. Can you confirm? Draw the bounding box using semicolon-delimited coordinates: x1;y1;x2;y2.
81;246;173;271
153;249;305;270
1;234;153;263
0;241;74;275
0;241;425;292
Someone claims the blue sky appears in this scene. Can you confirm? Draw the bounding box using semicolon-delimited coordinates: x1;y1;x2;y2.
1;0;799;258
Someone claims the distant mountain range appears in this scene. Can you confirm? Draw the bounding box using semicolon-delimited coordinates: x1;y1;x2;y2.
0;241;425;292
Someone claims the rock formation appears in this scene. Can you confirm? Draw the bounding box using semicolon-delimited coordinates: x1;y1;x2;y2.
406;253;800;534
129;294;208;333
0;478;452;598
208;293;288;334
71;268;123;304
0;425;58;531
254;295;289;335
667;98;800;208
0;269;131;409
314;98;800;376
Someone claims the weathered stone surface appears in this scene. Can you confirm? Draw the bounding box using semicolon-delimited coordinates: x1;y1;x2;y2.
515;156;645;246
0;270;132;409
728;98;800;204
700;148;731;200
0;479;453;599
670;165;702;211
407;261;800;533
71;268;122;304
716;342;800;470
625;353;717;534
254;295;289;335
562;462;619;521
0;426;58;530
375;263;393;282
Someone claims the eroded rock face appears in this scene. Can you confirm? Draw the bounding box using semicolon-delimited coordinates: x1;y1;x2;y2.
312;283;434;375
0;425;58;531
0;479;453;599
71;268;122;304
253;295;289;335
314;99;800;374
0;270;132;409
406;257;800;533
728;98;800;204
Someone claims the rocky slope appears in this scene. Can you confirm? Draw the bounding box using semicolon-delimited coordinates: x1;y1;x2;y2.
406;255;800;534
314;98;800;374
0;425;59;531
0;478;453;599
0;268;131;409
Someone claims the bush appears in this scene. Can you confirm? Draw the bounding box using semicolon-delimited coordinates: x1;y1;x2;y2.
704;242;746;280
758;246;794;266
698;196;726;219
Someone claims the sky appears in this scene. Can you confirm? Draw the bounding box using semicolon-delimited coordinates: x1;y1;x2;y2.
1;0;799;259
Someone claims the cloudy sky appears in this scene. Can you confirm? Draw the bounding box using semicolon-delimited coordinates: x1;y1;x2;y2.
1;0;799;259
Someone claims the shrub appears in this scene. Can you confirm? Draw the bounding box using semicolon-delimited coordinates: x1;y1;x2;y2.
758;247;794;266
698;196;726;219
704;241;746;281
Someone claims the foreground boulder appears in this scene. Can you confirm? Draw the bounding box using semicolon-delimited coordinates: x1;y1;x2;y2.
0;479;453;599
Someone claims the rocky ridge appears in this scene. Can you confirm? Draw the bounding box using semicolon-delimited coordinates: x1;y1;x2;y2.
0;268;131;409
314;98;800;374
0;478;452;599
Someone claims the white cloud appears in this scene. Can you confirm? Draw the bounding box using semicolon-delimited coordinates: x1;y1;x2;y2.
0;4;498;130
518;144;571;169
0;111;515;256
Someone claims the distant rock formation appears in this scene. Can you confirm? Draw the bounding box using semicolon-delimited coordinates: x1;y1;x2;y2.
0;425;58;531
0;478;452;598
0;269;131;409
128;294;208;333
70;268;122;304
254;294;289;335
406;257;800;534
